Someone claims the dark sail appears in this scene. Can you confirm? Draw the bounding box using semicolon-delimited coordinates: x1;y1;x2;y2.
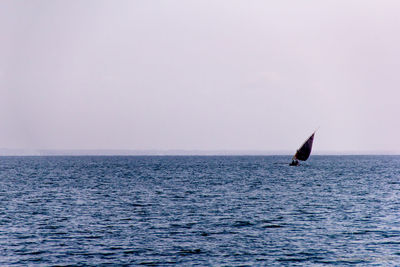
294;133;315;161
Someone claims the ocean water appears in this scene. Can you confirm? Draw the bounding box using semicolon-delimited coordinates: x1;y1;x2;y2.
0;156;399;266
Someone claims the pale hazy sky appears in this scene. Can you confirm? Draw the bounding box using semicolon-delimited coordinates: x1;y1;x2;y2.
1;1;400;152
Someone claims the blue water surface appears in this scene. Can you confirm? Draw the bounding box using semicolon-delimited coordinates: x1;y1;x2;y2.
0;156;399;266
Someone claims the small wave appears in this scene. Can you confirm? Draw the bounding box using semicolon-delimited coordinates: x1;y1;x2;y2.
16;234;37;240
233;220;253;227
41;224;61;230
123;249;142;255
97;251;116;257
16;250;45;256
169;222;196;229
378;241;400;245
65;251;94;256
108;246;124;251
262;224;283;228
78;235;102;239
138;261;178;265
315;257;371;264
276;257;310;263
139;262;158;266
131;203;147;207
178;248;202;256
344;230;385;236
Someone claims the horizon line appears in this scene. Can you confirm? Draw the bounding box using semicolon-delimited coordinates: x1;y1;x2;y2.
0;148;399;156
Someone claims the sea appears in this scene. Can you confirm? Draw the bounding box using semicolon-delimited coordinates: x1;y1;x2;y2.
0;155;399;266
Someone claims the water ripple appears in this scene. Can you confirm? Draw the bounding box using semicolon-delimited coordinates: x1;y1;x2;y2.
0;155;399;265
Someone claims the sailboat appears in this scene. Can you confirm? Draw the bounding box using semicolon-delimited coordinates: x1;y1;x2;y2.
290;132;315;166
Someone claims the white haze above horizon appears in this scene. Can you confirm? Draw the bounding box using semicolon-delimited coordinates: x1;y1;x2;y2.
1;0;400;153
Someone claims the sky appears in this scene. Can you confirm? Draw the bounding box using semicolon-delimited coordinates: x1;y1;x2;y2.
1;0;400;153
